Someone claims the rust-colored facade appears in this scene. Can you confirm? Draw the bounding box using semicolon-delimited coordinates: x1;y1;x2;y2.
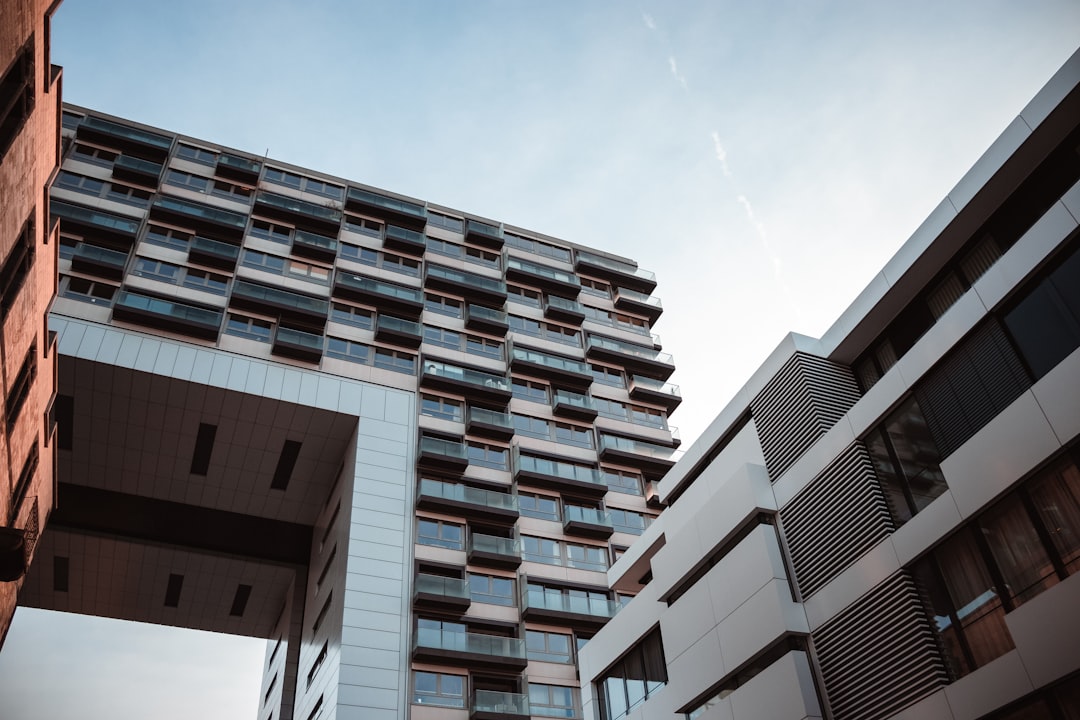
0;0;62;645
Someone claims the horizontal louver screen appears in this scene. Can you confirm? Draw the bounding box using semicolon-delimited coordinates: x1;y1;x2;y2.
751;353;862;480
780;443;894;597
814;571;948;720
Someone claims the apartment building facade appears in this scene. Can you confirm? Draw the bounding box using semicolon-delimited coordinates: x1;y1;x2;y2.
577;49;1080;720
0;0;63;645
16;102;679;719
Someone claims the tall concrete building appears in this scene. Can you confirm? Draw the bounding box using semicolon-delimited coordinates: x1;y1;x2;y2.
577;49;1080;720
0;0;63;645
13;101;679;719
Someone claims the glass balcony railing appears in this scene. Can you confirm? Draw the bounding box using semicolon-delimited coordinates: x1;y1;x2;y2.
113;154;163;177
599;434;675;461
465;219;502;241
422;361;510;392
587;335;673;365
426;265;506;295
293;229;338;254
468;533;520;558
510;347;590;376
189;235;240;262
72;243;127;270
506;257;580;287
232;280;329;317
419;436;468;461
553;389;596;413
377;314;421;337
274;326;323;353
152;196;248;229
217;154;260;173
564;505;612;528
522;588;619;618
576;251;656;283
414;628;525;659
467;406;513;432
255;191;342;223
419;478;518;512
545;294;584;315
52;201;140;237
472;690;530;716
414;573;470;601
81;116;173;150
466;304;507;326
114;291;223;327
336;274;424;303
385;224;425;247
629;375;681;398
615;287;662;309
513;452;605;487
347;187;427;220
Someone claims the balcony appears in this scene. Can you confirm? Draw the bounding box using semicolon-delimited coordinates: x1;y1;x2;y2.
598;434;677;479
254;191;341;233
465;304;508;334
551;389;597;421
374;314;422;348
52;201;140;243
413;573;471;612
271;326;323;362
467;533;521;569
471;690;530;720
418;436;469;473
231;280;329;327
613;287;663;322
466;406;514;440
417;478;519;523
520;586;619;629
420;360;512;405
113;291;222;340
512;449;607;497
464;219;503;248
70;244;127;280
544;295;585;325
564;505;614;540
292;229;338;263
509;345;592;388
425;264;507;306
346;187;427;230
628;375;682;412
333;273;424;318
586;335;675;380
383;224;426;255
413;628;527;671
215;153;260;182
188;236;240;271
112;155;163;185
77;116;172;159
505;256;581;296
150;196;247;239
574;251;657;294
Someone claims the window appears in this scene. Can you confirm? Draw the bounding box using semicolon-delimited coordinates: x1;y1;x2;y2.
425;293;462;318
426;236;463;258
2;216;35;315
508;285;542;308
468;573;515;606
520;492;560;522
609;508;652;536
412;671;464;708
264;167;302;189
591;364;625;387
225;314;272;342
512;378;549;404
106;182;151;207
306;640;328;689
580;277;611;298
249;219;293;244
374;347;416;374
242;249;287;274
513;413;551;440
505;233;571;262
326;337;369;364
614;312;650;335
285;259;330;284
302;177;343;200
71;143;117;166
381;252;420;277
526;630;573;664
508;315;580;346
421;394;463;422
865;396;947;526
58;234;78;260
424;325;461;350
182;269;228;295
466;335;502;359
466;246;500;268
340;243;377;265
176;144;216;165
529;683;578;718
555;422;593;448
604;469;643;496
630;405;666;428
6;344;37;433
166;169;211;193
59;276;115;305
597;628;667;720
144;225;192;251
211;179;252;202
523;536;562;565
566;542;608;572
133;257;182;284
595;397;628;420
0;38;34;160
468;442;508;470
344;215;381;237
417;518;463;550
330;303;372;329
428;212;464;233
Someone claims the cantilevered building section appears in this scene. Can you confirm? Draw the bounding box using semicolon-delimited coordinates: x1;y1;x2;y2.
18;102;679;719
0;0;63;645
578;49;1080;720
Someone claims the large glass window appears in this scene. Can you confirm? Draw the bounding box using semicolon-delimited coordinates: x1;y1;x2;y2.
417;518;463;550
604;469;643;496
609;508;652;536
326;337;370;364
529;683;578;719
412;671;464;708
523;536;562;565
468;573;515;606
512;378;549;403
526;630;573;664
330;302;373;329
468;442;508;470
520;492;560;521
420;394;463;422
1027;454;1080;573
865;396;946;526
598;629;667;720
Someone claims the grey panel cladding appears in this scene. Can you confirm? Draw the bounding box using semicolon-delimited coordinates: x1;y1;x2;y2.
750;352;862;480
813;571;948;720
914;319;1031;457
779;443;894;598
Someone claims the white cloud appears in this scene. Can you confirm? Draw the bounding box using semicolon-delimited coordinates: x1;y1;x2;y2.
668;55;688;90
642;12;655;30
711;131;732;176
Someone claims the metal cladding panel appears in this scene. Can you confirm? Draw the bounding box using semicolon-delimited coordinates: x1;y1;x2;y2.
751;352;862;480
779;442;894;598
813;571;949;720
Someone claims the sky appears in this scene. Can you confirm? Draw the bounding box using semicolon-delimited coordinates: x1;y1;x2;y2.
1;1;1078;717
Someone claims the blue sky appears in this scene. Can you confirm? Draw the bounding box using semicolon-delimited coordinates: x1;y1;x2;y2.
1;1;1078;717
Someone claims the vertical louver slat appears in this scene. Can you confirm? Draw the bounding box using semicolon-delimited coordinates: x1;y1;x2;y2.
813;571;949;720
751;353;862;480
779;443;894;597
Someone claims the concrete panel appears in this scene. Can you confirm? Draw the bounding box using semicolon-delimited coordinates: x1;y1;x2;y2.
890;491;964;566
706;525;788;622
1019;48;1080;129
887;690;954;720
650;521;705;600
1031;346;1080;446
943;651;1033;720
1006;572;1080;687
665;629;728;712
804;537;900;630
941;392;1060;518
820;271;892;358
844;364;910;438
728;651;822;720
661;575;717;662
881;198;959;287
337;682;400;709
716;580;808;672
948;117;1033;212
694;465;776;567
